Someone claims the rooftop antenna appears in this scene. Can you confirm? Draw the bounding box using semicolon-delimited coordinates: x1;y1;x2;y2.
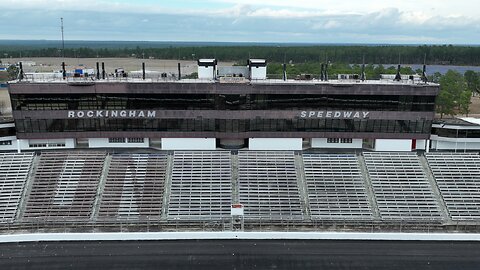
318;56;323;81
320;63;325;81
394;53;402;81
421;53;428;83
360;55;366;81
18;62;24;81
282;53;287;81
60;18;65;59
323;53;328;81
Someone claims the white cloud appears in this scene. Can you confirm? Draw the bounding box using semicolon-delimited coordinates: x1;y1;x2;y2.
0;0;479;44
312;20;342;30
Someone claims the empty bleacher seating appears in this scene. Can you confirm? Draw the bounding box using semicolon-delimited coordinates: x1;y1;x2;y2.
168;151;232;220
426;153;480;220
98;154;168;220
0;153;34;222
238;151;303;220
303;154;373;220
363;152;442;221
23;151;106;221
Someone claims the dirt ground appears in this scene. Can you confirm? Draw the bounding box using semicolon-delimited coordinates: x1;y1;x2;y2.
1;57;234;75
466;95;480;117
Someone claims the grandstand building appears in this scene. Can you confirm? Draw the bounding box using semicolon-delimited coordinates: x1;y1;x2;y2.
6;59;439;151
431;117;480;151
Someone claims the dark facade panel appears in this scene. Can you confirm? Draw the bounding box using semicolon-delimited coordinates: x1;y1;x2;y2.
9;82;440;96
10;93;436;112
16;131;430;140
14;118;432;138
13;110;435;121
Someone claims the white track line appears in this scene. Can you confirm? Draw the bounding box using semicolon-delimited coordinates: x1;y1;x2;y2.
0;232;480;243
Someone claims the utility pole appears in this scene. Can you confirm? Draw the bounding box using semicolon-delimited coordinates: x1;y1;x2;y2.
61;17;65;59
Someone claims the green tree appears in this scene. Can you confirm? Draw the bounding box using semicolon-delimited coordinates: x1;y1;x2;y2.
437;70;468;118
7;64;19;80
459;88;472;116
429;72;442;83
464;70;480;95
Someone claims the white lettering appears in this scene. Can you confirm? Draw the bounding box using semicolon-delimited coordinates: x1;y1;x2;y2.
300;111;307;118
67;110;159;118
343;112;352;118
147;111;156;117
353;112;360;118
326;111;332;118
362;112;370;118
334;112;341;118
317;111;323;118
308;111;315;118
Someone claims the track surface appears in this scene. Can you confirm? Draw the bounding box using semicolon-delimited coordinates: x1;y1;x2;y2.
0;239;479;269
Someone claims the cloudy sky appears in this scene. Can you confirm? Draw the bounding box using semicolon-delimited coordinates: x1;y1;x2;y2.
1;0;479;44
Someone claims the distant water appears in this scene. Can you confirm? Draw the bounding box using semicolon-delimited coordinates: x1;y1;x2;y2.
383;64;480;75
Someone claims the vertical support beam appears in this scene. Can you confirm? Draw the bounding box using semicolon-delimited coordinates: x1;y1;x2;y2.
101;62;105;79
61;62;66;80
177;63;181;80
96;62;100;79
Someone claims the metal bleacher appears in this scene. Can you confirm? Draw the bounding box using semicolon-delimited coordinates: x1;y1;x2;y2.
97;154;168;220
22;151;106;221
303;154;373;220
238;151;303;220
0;153;34;222
426;153;480;221
167;151;232;220
363;152;442;221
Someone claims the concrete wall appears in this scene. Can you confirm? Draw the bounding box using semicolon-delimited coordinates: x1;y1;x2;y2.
415;139;427;150
0;88;12;116
430;135;480;150
161;138;216;150
88;138;150;148
0;136;19;151
374;139;412;152
198;66;215;79
249;138;302;150
311;138;363;149
16;138;75;151
250;66;267;80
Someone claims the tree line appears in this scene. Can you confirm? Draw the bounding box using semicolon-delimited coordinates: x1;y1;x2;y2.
2;45;480;65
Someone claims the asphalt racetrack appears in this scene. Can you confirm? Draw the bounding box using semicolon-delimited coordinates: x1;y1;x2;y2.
0;239;479;269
